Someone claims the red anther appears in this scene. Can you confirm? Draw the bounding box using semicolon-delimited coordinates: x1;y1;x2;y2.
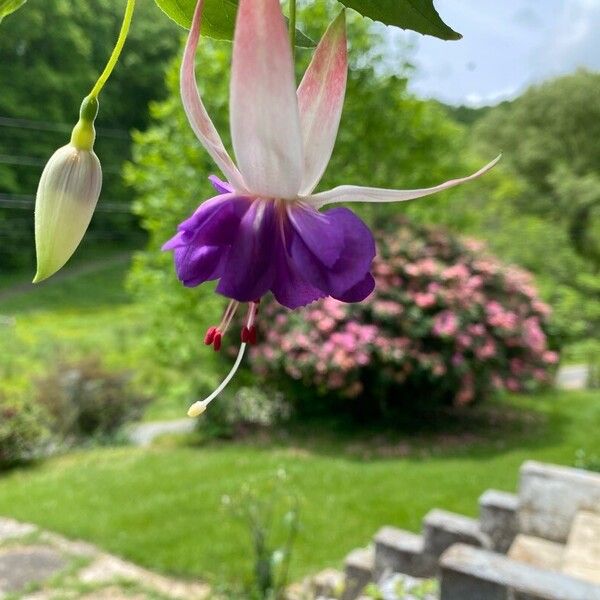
204;326;217;345
248;325;257;345
241;326;250;343
212;332;222;352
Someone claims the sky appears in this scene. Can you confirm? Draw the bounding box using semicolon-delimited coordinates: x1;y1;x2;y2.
387;0;600;106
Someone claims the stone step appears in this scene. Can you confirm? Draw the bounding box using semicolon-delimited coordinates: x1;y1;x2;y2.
439;543;600;600
343;547;373;600
311;568;345;598
479;489;518;553
423;509;489;558
508;534;565;571
373;526;436;579
518;460;600;543
563;510;600;585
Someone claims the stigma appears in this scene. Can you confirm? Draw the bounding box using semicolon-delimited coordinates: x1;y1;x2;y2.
187;299;260;417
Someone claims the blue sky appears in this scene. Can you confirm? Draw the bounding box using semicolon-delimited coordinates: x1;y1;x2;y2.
385;0;600;106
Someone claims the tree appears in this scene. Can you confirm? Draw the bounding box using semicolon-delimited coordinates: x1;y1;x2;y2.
474;71;600;267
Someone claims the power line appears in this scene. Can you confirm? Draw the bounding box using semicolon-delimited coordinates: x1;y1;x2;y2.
0;115;130;140
0;154;122;174
0;193;132;213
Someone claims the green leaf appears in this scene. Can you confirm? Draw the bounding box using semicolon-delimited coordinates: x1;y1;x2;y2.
338;0;461;41
154;0;314;47
0;0;27;23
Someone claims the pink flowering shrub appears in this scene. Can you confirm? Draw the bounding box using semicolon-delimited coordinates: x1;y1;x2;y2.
251;218;559;417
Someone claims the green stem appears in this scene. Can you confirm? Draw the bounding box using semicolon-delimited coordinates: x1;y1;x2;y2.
89;0;136;99
289;0;296;59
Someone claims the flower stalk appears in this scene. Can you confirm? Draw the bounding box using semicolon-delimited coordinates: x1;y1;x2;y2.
88;0;136;99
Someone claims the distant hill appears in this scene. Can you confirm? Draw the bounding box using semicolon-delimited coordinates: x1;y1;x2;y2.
437;101;513;126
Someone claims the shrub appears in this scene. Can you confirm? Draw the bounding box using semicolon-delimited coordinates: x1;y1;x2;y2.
200;386;291;439
251;218;559;419
36;357;149;443
0;392;49;469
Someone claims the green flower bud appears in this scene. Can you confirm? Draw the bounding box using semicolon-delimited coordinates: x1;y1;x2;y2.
33;97;102;283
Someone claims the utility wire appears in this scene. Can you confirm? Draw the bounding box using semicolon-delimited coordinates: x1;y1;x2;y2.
0;115;130;139
0;193;132;213
0;154;122;174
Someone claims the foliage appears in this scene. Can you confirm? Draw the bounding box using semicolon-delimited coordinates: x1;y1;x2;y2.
200;386;291;439
0;390;597;583
473;71;600;267
0;0;26;23
36;356;148;443
364;575;438;600
218;470;300;600
574;449;600;474
251;218;558;419
125;3;474;408
0;391;49;469
155;0;313;46
155;0;460;41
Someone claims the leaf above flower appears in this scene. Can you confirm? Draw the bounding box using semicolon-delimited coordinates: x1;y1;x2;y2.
0;0;27;23
338;0;461;41
154;0;315;47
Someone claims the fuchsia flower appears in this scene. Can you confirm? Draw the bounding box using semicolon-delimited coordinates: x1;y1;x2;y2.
163;0;500;416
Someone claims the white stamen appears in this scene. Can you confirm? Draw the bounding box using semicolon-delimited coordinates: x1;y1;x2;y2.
187;342;248;418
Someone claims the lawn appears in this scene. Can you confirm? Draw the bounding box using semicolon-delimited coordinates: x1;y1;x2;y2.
0;249;220;420
0;389;597;585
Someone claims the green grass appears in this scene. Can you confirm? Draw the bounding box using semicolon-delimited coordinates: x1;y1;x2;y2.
0;252;217;421
0;255;149;401
0;390;597;585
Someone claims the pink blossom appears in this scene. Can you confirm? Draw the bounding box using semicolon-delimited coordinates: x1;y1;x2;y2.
433;310;459;336
414;292;436;309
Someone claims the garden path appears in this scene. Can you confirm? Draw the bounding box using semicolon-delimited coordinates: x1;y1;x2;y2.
0;517;209;599
556;365;590;390
128;419;195;447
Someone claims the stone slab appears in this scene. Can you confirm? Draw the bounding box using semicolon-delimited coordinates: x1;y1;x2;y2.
0;517;37;543
440;543;600;600
556;365;589;390
479;489;519;553
79;554;209;599
508;534;564;571
343;547;373;600
423;509;489;557
518;461;600;543
373;526;436;579
563;510;600;584
0;545;68;594
312;568;344;598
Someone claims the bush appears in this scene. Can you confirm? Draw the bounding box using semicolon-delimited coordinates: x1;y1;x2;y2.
0;392;49;469
36;357;149;443
251;218;559;419
200;387;291;439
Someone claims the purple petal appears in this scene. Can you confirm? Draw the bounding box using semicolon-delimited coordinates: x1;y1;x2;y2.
216;201;277;301
324;207;376;296
333;273;375;302
174;245;226;287
177;194;251;246
209;175;234;195
162;231;186;251
271;221;327;309
289;206;376;301
287;203;344;267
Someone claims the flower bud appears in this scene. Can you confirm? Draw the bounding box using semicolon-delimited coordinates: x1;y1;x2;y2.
33;96;102;283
